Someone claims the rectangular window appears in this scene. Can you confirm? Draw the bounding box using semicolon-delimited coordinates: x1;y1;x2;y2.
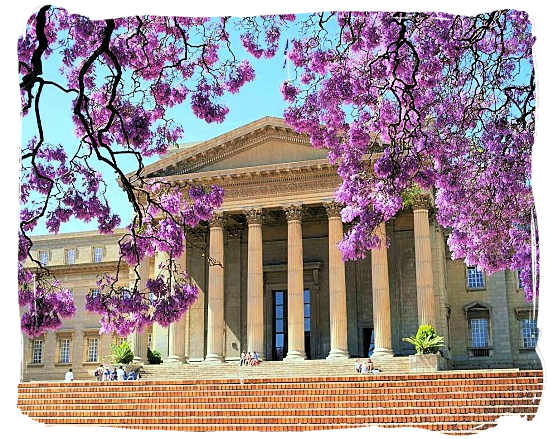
147;333;152;349
59;338;71;363
39;251;48;266
466;266;484;289
87;337;99;362
91;289;100;298
93;247;103;263
470;318;489;348
66;249;76;265
31;339;43;364
521;319;538;349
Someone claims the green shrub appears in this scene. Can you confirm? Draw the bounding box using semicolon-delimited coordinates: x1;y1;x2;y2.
403;324;444;354
147;348;162;364
110;340;134;364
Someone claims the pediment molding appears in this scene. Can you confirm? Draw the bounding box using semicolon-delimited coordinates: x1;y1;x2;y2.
159;128;310;177
137;117;311;179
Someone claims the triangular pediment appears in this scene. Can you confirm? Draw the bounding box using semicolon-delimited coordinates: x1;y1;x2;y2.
138;117;327;178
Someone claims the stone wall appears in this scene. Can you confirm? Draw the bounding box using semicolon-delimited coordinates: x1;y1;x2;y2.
21;213;541;382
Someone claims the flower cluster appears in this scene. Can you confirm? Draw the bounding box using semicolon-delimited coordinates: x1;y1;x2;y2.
17;7;538;340
281;10;537;300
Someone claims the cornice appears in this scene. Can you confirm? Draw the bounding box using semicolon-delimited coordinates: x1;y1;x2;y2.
28;260;126;275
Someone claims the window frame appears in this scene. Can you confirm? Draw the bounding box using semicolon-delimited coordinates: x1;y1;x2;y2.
515;307;539;352
464;302;493;358
86;336;99;363
65;248;76;265
93;246;104;263
465;265;485;290
30;338;44;365
58;338;71;364
521;318;538;349
55;331;74;366
38;250;49;266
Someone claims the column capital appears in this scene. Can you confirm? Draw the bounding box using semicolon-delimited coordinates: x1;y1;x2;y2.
323;200;344;219
244;207;263;225
209;211;225;228
411;193;433;211
284;204;303;222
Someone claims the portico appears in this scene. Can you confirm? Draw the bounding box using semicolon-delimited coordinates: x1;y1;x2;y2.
135;117;439;364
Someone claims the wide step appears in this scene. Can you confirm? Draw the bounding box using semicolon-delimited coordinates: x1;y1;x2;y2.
18;369;542;434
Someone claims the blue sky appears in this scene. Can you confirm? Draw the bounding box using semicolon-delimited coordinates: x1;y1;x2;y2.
22;19;295;236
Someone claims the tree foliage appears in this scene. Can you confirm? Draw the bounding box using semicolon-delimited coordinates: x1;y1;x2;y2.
18;7;537;338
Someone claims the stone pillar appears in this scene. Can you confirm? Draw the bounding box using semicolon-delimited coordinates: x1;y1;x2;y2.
371;223;394;358
284;205;306;361
324;201;350;360
165;238;187;363
129;256;151;362
413;196;436;326
205;211;225;362
151;252;169;358
246;208;264;359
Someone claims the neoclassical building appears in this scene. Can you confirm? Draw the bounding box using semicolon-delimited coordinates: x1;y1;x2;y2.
22;117;540;380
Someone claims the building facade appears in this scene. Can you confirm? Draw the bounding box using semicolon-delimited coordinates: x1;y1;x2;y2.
21;117;540;381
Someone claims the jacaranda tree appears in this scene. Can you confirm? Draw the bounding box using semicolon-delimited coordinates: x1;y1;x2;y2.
18;6;537;338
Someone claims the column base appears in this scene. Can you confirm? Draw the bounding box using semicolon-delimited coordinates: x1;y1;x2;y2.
283;351;306;362
164;355;182;363
131;356;143;364
371;348;394;359
203;353;224;363
326;349;350;360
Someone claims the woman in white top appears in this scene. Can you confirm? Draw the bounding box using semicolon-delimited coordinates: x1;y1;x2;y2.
64;368;74;382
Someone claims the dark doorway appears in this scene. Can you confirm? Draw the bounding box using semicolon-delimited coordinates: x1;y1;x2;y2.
272;290;288;361
271;289;312;360
362;327;375;357
304;289;311;359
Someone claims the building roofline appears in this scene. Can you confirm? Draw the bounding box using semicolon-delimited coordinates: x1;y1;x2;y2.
29;228;128;242
125;116;291;179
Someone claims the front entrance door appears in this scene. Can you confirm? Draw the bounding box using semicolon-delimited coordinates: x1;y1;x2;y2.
362;327;375;357
272;290;288;361
272;289;312;360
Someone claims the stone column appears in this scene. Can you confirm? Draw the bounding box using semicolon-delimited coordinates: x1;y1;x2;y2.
165;238;187;363
284;205;306;361
246;208;264;359
324;201;350;360
129;256;151;362
205;211;225;362
151;252;169;357
371;223;394;358
413;195;436;326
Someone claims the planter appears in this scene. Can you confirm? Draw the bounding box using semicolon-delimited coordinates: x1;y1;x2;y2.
408;352;448;372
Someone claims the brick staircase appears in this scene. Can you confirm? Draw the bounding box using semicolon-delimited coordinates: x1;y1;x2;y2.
140;358;410;380
17;369;542;433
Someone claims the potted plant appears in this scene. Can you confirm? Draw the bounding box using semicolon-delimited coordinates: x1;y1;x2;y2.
147;347;163;364
110;340;134;365
403;325;447;371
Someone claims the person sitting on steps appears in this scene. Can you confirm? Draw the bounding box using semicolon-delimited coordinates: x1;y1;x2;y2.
355;358;362;373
